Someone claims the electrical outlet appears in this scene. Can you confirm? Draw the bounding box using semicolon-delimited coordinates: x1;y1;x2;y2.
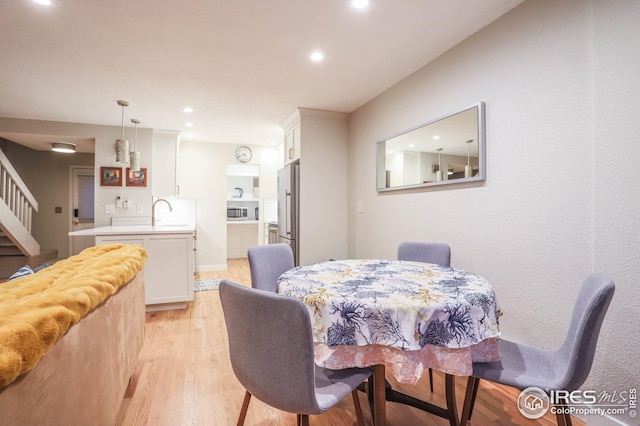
136;205;144;214
123;198;130;208
105;204;115;214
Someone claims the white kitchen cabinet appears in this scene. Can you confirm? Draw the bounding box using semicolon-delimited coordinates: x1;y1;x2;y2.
95;230;195;311
152;130;181;195
144;234;193;307
283;123;300;164
95;235;145;246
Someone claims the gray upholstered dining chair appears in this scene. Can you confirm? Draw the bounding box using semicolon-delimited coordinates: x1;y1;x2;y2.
219;280;372;426
397;241;451;268
460;272;615;426
247;243;294;292
397;241;452;392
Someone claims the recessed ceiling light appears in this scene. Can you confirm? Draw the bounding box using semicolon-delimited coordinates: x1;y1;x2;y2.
186;122;194;127
351;0;369;9
408;144;415;148
310;51;324;62
33;0;52;5
433;135;440;140
183;107;193;113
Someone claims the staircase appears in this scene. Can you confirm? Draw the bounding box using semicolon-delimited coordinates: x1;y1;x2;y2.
0;149;58;279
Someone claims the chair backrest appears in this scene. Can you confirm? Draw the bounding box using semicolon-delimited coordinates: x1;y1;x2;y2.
397;242;451;267
555;272;615;391
248;244;295;292
218;280;320;414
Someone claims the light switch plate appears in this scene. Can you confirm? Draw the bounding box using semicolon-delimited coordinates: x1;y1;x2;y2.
137;205;144;214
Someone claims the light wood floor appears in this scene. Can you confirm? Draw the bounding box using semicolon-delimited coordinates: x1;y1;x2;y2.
116;258;584;426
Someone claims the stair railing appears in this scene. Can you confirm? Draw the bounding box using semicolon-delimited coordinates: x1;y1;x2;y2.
0;149;38;234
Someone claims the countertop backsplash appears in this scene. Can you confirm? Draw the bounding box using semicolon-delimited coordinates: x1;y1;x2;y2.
151;196;197;225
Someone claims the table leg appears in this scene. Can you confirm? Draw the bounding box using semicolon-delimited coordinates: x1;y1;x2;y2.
373;364;386;426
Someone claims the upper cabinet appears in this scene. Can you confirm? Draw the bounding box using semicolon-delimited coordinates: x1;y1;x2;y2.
152;130;181;195
281;111;301;164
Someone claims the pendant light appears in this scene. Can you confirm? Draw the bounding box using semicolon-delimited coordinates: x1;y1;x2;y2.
115;100;130;164
130;119;141;171
465;139;474;178
436;147;443;181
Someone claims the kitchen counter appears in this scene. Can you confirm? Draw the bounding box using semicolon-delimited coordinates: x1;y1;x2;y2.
68;224;196;236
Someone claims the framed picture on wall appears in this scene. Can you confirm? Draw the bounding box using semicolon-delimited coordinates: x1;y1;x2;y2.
100;167;123;186
126;168;147;187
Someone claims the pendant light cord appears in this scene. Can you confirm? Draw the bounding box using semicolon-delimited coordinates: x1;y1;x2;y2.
121;104;125;141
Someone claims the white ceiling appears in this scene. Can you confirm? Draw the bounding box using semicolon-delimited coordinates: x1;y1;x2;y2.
0;0;522;152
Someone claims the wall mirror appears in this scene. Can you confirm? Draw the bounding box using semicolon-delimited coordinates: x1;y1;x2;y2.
376;101;485;191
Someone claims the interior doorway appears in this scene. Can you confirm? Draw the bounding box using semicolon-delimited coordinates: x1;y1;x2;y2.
69;166;95;256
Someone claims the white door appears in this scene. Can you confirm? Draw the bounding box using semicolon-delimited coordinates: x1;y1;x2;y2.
69;167;95;256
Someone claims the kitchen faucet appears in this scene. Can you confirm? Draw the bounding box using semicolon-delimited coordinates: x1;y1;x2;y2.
152;198;173;226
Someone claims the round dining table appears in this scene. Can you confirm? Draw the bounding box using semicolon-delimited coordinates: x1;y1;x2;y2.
277;258;502;426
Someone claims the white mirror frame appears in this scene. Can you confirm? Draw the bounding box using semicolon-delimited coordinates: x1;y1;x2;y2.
376;101;486;192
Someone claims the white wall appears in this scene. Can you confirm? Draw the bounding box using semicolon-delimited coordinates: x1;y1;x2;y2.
347;1;638;424
177;141;279;270
592;0;640;415
298;108;349;264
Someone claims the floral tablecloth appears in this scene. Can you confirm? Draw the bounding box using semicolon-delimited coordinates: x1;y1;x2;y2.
277;259;502;383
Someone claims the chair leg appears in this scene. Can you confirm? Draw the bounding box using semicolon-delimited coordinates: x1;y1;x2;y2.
298;414;310;426
555;403;573;426
428;368;434;392
351;389;365;426
564;412;573;426
468;377;480;419
460;377;480;426
237;391;251;426
366;374;375;423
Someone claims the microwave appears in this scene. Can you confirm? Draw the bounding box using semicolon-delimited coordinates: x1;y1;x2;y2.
227;207;248;220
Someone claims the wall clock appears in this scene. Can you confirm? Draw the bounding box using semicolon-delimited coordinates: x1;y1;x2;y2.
235;146;252;163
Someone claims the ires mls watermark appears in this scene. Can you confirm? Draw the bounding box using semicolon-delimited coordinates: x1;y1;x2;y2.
517;387;637;419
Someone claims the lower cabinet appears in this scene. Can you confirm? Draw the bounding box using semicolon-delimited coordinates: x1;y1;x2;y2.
96;232;195;311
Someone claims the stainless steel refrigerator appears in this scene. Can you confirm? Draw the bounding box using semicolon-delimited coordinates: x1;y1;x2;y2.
278;161;300;266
